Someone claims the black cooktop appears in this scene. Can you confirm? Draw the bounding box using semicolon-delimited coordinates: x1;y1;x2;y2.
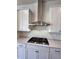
27;37;49;45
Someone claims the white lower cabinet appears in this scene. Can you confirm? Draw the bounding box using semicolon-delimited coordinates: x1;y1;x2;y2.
27;44;49;59
17;43;26;59
27;48;37;59
50;48;61;59
39;46;49;59
26;44;61;59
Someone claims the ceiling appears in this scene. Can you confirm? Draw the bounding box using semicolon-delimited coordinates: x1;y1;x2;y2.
17;0;61;5
17;0;37;5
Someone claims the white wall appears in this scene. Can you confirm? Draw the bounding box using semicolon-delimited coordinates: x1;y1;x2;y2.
27;30;61;40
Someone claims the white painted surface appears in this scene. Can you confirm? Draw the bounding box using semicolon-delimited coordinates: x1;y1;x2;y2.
27;44;49;59
50;48;61;59
17;43;26;59
27;48;37;59
42;1;61;32
39;46;49;59
17;9;31;31
49;7;61;32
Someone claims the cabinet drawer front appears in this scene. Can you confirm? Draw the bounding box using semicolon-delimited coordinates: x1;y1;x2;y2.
27;44;49;52
27;44;39;50
39;46;49;52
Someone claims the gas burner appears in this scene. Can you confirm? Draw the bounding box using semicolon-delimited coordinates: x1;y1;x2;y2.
27;37;49;45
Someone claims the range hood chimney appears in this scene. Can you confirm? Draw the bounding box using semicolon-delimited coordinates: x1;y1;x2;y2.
31;0;50;26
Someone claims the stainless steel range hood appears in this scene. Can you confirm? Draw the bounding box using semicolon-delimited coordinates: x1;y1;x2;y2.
30;0;50;26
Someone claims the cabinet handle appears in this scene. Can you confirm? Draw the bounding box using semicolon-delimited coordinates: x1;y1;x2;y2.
35;51;39;53
55;50;60;52
35;51;39;59
18;45;22;46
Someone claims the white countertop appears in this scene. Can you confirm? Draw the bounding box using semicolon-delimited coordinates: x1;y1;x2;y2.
17;38;61;48
48;39;61;48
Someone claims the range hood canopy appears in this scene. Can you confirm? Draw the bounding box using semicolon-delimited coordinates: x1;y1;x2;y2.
31;21;50;26
32;0;50;26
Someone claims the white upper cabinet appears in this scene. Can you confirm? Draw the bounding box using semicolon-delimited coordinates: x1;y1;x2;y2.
17;9;31;31
42;1;61;32
48;7;61;32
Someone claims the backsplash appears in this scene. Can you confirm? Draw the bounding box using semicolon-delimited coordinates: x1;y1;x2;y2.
17;31;28;38
17;30;61;40
28;30;61;40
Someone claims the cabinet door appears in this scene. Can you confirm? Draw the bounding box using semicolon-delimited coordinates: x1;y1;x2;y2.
22;10;29;31
17;10;30;31
17;11;23;31
39;50;49;59
27;45;49;59
50;48;61;59
27;45;39;59
17;44;26;59
27;48;39;59
49;7;61;32
39;47;49;59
